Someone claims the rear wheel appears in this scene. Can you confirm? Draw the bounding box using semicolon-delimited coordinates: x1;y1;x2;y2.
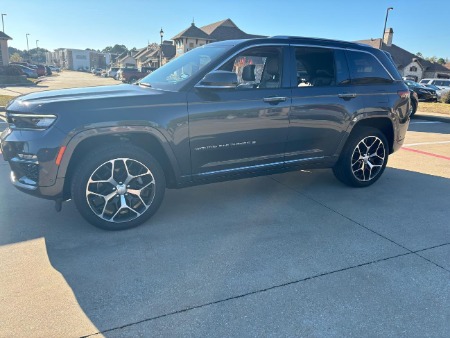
71;144;166;230
333;127;389;187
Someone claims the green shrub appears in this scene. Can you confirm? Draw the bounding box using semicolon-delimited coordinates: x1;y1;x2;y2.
0;65;23;76
441;91;450;104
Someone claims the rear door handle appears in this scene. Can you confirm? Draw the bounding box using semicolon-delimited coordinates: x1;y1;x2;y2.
263;96;287;104
338;93;357;99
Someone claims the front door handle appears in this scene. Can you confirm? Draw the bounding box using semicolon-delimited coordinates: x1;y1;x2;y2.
263;96;287;104
338;93;357;99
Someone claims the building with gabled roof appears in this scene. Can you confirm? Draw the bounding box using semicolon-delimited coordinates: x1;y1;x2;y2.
357;28;450;81
0;31;12;66
172;18;265;57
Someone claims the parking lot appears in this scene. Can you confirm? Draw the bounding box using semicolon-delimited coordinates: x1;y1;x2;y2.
0;78;449;336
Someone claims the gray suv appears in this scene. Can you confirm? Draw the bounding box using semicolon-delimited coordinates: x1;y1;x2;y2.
0;36;410;230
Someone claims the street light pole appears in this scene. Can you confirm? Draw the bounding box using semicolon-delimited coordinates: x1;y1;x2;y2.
159;28;164;68
36;40;39;49
26;33;30;62
381;7;393;48
1;13;6;32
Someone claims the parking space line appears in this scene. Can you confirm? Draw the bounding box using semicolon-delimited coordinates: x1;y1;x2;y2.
404;140;450;147
402;147;450;161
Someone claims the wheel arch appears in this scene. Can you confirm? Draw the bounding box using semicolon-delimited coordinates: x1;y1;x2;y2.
59;127;182;198
339;117;395;156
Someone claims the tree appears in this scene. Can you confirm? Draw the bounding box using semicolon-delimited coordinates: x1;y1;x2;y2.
9;52;23;62
102;44;128;54
438;58;446;65
416;52;423;58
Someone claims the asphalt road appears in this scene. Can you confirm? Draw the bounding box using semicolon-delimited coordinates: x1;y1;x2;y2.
1;115;450;335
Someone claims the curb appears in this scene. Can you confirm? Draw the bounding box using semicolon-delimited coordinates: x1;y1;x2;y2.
414;112;450;124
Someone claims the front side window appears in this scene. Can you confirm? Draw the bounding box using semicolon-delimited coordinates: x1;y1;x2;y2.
218;46;283;89
139;45;230;91
346;51;393;85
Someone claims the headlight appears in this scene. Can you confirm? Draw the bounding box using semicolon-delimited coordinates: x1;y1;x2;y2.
6;113;57;130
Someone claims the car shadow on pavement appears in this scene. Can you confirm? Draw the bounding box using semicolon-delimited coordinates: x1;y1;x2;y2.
1;166;450;336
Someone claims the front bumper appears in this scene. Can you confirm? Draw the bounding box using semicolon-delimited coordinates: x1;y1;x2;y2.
1;125;67;199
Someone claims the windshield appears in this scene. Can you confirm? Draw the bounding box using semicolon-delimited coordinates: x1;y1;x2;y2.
139;46;230;91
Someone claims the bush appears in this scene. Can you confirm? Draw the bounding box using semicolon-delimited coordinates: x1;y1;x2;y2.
441;91;450;104
0;65;24;76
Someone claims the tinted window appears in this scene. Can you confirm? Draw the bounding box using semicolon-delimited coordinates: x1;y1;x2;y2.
219;46;283;89
346;51;393;85
294;47;337;87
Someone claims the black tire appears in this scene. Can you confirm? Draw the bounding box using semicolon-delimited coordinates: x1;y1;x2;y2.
410;99;417;117
333;126;389;187
71;143;166;230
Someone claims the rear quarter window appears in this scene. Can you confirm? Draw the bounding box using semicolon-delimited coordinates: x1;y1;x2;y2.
346;50;393;85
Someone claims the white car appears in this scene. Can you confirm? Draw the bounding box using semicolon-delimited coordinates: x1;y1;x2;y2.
419;78;450;90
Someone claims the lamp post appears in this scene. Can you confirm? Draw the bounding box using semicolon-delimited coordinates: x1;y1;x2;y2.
381;7;393;48
159;28;164;68
26;33;30;62
36;40;39;63
1;13;6;32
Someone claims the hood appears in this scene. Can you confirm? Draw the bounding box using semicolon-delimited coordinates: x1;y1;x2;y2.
7;84;159;109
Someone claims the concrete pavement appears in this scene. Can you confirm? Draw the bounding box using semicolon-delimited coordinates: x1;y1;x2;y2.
1;120;449;337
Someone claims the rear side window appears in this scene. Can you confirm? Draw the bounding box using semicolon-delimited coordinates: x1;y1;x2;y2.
294;47;343;87
346;51;393;85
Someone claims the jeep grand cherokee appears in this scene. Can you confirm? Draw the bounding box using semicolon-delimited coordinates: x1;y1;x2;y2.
0;36;410;230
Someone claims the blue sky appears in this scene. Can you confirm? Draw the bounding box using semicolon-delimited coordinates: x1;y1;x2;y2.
1;0;449;58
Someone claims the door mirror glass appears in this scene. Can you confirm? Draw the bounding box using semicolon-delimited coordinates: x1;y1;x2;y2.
196;70;238;89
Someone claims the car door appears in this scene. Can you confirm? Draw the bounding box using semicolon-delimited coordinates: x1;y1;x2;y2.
187;45;291;176
286;47;364;164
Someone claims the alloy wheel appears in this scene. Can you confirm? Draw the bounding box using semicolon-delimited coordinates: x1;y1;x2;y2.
85;158;156;223
351;136;386;182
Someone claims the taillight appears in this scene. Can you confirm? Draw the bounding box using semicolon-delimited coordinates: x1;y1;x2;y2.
397;90;410;99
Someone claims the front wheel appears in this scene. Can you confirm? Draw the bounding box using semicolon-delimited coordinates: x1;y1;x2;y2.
71;144;166;230
333;127;389;187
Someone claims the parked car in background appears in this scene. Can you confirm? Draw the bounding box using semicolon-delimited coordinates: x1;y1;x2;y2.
14;64;38;78
45;66;53;76
423;84;450;100
404;80;437;102
116;68;149;83
409;90;419;117
34;65;46;77
419;78;450;90
107;67;119;78
93;68;103;76
49;65;60;73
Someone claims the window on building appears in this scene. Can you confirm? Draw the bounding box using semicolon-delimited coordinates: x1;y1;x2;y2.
410;66;418;72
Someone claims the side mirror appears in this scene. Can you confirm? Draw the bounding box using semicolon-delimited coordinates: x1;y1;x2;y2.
196;70;238;89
